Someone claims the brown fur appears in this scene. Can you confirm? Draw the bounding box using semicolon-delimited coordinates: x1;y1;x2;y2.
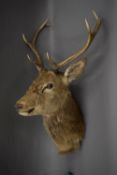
15;12;101;153
16;67;86;154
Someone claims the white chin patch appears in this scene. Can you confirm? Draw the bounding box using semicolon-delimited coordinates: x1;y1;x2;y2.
18;111;29;116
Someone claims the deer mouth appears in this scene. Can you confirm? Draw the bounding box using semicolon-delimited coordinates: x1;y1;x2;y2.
18;108;35;116
27;108;35;113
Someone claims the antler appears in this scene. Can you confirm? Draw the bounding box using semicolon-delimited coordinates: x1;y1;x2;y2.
55;10;101;69
22;19;49;71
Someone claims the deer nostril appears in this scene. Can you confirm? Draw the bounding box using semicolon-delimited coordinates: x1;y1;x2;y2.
15;103;24;110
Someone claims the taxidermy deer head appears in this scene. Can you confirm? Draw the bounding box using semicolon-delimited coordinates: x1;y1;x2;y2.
15;11;101;154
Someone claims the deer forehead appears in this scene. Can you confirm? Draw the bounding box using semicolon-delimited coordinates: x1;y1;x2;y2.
28;70;64;90
39;70;62;83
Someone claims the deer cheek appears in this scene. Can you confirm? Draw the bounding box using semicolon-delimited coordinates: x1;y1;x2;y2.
34;106;43;115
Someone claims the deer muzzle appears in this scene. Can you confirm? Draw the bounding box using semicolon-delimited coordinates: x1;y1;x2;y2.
15;100;35;116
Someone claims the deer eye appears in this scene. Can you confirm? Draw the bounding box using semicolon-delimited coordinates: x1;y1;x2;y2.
46;83;54;89
41;83;54;93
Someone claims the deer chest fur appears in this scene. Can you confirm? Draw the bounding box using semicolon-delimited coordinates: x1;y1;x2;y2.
43;109;85;146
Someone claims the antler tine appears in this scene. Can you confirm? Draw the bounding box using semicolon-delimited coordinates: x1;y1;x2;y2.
46;52;58;69
22;19;49;70
55;10;101;69
32;19;49;45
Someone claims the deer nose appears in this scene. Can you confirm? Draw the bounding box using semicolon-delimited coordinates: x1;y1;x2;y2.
15;102;25;110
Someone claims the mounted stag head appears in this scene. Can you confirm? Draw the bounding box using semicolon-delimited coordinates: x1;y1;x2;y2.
15;11;101;154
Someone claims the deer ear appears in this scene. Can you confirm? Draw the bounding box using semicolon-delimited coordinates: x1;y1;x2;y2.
64;58;87;84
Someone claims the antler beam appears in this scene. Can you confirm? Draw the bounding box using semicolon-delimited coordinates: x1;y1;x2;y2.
55;10;101;69
22;19;49;71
